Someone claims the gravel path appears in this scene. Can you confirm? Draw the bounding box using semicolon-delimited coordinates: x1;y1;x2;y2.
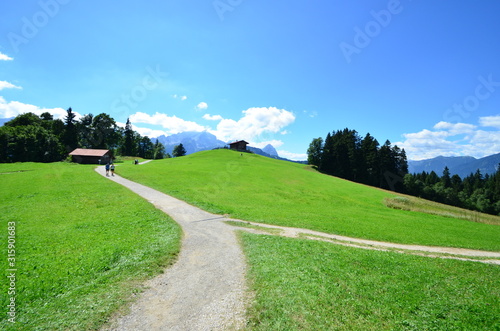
228;220;500;265
95;166;248;330
96;163;500;329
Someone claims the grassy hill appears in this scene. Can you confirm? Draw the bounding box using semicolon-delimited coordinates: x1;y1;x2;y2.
118;149;500;251
0;162;181;330
1;152;498;330
241;233;500;330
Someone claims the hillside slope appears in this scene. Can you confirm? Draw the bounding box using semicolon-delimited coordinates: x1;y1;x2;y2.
118;149;500;251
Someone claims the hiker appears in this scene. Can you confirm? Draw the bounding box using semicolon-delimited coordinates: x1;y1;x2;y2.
105;163;110;176
110;163;115;176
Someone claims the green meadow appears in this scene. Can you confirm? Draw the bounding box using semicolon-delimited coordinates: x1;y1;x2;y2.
241;233;500;330
1;150;499;330
118;149;500;251
0;162;181;330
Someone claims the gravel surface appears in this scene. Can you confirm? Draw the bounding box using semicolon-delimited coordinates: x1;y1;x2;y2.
228;220;500;264
96;163;500;330
95;166;248;330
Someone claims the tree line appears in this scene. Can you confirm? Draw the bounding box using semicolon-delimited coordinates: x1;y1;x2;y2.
0;108;170;163
404;167;500;215
308;128;500;216
307;128;408;191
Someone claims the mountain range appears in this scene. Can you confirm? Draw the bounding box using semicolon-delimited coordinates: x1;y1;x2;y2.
154;131;227;155
152;131;307;163
3;116;496;173
408;153;500;178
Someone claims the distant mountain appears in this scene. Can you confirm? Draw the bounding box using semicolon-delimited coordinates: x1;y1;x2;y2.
152;131;307;164
262;144;278;157
408;153;500;178
248;146;276;158
153;131;226;155
248;146;307;164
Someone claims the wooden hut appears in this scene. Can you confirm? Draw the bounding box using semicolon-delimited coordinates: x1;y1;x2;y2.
69;148;112;164
229;140;249;151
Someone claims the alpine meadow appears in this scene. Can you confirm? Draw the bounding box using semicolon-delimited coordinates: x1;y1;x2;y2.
3;1;500;329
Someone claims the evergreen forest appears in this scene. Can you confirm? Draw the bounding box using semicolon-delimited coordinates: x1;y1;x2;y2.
308;128;500;216
0;108;167;162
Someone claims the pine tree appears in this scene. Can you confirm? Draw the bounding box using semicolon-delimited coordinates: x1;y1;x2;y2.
378;140;393;189
319;133;334;174
173;143;186;157
63;107;78;151
124;118;134;156
360;133;379;186
441;166;452;188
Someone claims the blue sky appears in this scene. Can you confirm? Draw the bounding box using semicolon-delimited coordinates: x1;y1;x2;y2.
1;0;500;160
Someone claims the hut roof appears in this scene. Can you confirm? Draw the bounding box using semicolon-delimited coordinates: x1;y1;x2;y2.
229;140;249;145
69;148;110;157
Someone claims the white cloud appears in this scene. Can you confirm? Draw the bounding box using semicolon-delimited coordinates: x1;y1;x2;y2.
195;102;208;111
211;107;295;143
464;130;500;157
397;129;457;160
479;115;500;129
433;121;476;135
250;140;284;149
203;114;223;121
399;120;500;160
0;52;13;61
0;96;79;120
0;81;22;90
277;150;307;161
303;110;318;118
172;94;188;101
129;111;207;134
134;126;168;138
116;121;167;138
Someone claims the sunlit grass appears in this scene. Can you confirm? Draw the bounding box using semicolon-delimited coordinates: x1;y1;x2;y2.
384;195;500;225
0;162;181;330
241;232;500;330
117;149;500;251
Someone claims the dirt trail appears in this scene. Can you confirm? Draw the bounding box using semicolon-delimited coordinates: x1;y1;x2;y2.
96;166;248;330
96;164;500;329
228;220;500;265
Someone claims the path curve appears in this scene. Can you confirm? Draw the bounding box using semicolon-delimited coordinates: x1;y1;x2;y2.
228;221;500;265
96;166;248;330
97;163;500;329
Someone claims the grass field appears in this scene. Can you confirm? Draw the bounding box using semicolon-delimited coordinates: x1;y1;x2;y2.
117;149;500;251
240;232;500;330
0;162;181;330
